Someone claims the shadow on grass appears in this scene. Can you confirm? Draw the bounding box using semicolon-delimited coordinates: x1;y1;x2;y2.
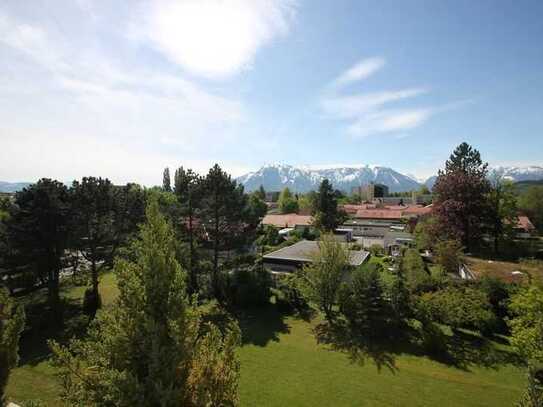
429;329;523;371
313;319;522;374
235;305;291;347
313;320;398;373
18;285;90;366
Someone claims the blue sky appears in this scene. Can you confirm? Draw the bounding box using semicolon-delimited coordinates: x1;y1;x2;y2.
1;0;542;185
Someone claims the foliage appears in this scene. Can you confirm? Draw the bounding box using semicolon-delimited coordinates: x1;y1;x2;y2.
272;273;308;313
70;177;143;316
298;234;350;320
162;167;172;192
277;188;298;214
255;185;266;201
257;225;281;247
401;249;432;293
200;164;250;298
508;286;543;365
50;200;241;406
339;266;391;340
478;276;515;334
297;193;315;214
517;365;543;407
246;192;268;228
0;287;25;404
368;244;384;257
312;179;344;231
7;179;70;309
220;265;272;308
434;240;463;274
487;179;518;254
433;142;492;250
173;167;202;294
418;286;496;333
414;217;438;251
518;186;543;232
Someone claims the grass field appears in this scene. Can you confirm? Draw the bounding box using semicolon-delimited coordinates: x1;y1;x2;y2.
6;272;526;406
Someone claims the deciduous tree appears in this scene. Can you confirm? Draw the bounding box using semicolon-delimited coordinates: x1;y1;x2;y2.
433;143;491;251
278;187;298;214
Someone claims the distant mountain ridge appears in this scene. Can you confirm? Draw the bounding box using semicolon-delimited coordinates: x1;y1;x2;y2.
0;181;31;193
237;164;543;193
236;164;421;193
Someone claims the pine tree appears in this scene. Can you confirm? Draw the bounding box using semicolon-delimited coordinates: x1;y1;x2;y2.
200;165;248;299
0;287;25;403
313;179;342;231
173;167;202;294
50;200;240;406
163;167;172;192
7;179;70;310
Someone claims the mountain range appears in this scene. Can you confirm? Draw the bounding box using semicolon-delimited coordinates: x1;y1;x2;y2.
1;165;542;194
236;164;543;193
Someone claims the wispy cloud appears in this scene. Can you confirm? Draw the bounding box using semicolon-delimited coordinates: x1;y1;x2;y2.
321;57;453;138
135;0;297;79
332;57;385;88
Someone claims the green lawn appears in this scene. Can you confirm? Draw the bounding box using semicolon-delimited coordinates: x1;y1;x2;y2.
7;273;526;406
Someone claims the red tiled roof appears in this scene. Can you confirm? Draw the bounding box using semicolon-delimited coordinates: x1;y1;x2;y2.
355;210;405;220
262;214;313;228
517;215;536;231
402;206;433;216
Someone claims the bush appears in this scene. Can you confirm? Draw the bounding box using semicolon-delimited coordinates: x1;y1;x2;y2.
417;286;497;334
273;273;308;313
221;266;272;308
369;244;384;256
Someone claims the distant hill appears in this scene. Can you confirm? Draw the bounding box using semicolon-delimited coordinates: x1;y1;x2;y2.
236;164;422;193
0;181;31;193
513;179;543;195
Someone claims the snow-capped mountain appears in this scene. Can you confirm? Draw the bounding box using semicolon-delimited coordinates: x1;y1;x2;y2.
236;164;422;193
488;166;543;182
423;166;543;191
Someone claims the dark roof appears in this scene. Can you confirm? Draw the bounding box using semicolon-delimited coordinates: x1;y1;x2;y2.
263;240;369;267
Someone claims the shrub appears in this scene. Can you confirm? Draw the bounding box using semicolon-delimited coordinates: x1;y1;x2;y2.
221;266;272;308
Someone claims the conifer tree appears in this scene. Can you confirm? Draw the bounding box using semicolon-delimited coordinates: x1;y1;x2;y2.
0;287;25;404
173;167;202;294
313;179;343;231
8;179;70;310
50;200;240;406
163;167;172;192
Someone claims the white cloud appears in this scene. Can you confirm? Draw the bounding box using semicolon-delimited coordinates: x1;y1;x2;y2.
0;5;268;184
332;57;385;88
321;58;440;138
139;0;297;79
321;88;427;119
347;109;433;138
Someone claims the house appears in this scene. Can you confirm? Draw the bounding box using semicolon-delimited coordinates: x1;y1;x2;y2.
263;240;370;274
514;215;536;238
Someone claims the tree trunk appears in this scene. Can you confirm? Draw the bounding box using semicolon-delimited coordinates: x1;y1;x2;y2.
213;193;219;299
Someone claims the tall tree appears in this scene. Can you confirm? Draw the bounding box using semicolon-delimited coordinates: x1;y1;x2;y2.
313;179;344;231
488;178;518;254
200;164;248;298
51;200;240;406
163;167;172;192
70;177;144;315
298;234;349;321
8;179;70;309
174;167;202;293
433;142;491;251
0;287;25;403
